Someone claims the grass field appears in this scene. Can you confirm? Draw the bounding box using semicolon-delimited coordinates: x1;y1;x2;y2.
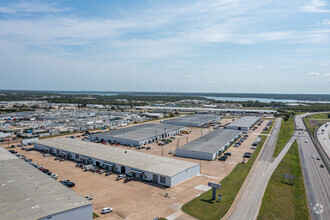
181;136;267;220
273;117;294;157
258;141;310;220
93;212;99;219
308;113;330;119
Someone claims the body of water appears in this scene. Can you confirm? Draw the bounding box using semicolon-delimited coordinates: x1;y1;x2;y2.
203;96;330;104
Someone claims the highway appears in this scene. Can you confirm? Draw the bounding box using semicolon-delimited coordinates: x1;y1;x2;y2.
225;118;294;220
316;122;330;160
295;115;330;220
225;113;330;220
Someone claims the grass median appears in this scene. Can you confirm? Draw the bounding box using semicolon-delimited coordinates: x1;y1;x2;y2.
181;136;267;220
258;141;310;220
273;117;294;157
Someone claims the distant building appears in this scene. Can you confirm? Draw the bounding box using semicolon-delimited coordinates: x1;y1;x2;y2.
162;114;221;127
175;129;242;160
226;116;260;131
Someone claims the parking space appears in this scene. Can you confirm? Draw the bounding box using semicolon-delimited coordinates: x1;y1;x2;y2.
1;118;270;219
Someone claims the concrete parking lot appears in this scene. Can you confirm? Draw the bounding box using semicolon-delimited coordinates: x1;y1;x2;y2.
1;119;270;219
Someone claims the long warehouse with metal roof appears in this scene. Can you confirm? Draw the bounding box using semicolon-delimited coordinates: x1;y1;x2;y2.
162;114;221;127
34;139;200;187
226;116;260;131
0;147;93;220
88;123;186;146
175;129;242;160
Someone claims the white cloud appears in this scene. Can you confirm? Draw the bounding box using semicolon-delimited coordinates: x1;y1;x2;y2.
308;72;321;76
324;73;330;76
322;19;330;25
302;0;330;13
0;1;68;14
184;75;195;79
256;65;263;68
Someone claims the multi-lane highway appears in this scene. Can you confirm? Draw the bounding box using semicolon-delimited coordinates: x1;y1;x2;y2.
295;115;330;220
316;122;330;160
225;118;294;220
225;114;330;220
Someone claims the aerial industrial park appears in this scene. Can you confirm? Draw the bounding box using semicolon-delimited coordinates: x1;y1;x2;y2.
1;93;329;220
1;0;330;219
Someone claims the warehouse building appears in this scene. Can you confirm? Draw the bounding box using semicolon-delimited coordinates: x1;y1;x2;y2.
0;147;93;220
88;124;186;146
175;129;242;160
34;139;200;187
162;114;221;127
226;116;260;131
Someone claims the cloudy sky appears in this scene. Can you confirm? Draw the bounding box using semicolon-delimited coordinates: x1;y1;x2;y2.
0;0;329;93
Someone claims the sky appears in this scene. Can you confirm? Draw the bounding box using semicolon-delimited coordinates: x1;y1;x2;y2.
0;0;330;94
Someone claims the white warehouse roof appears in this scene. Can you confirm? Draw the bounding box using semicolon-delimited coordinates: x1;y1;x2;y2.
35;138;199;177
0;147;92;220
226;116;260;128
177;129;242;154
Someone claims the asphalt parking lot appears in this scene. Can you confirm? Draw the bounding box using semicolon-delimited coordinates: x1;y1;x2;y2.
1;118;271;219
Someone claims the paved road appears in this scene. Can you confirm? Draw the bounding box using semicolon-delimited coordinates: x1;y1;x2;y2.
316;122;330;159
259;118;282;162
226;118;294;220
295;115;330;220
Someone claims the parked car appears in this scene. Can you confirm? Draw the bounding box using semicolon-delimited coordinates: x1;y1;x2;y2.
320;164;324;168
24;159;32;162
168;151;173;154
46;171;52;175
250;147;256;150
224;152;232;156
59;158;66;162
243;154;251;158
146;147;151;150
124;177;133;183
317;157;321;160
51;174;58;179
170;137;175;139
43;153;51;157
218;156;227;161
158;143;165;146
99;169;105;174
116;174;126;181
311;155;315;158
101;207;113;214
60;180;75;187
105;171;112;176
85;195;93;200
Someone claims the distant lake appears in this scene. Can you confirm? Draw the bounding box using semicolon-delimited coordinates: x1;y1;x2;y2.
203;96;330;104
60;92;330;103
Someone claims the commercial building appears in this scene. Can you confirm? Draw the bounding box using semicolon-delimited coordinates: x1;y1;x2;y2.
88;124;186;146
136;106;277;115
226;116;260;131
162;114;221;127
175;129;242;160
34;139;200;187
0;147;93;220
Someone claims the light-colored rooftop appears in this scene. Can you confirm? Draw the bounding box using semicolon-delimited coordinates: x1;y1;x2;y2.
89;123;185;142
0;147;91;220
227;116;260;128
136;106;277;113
36;138;199;177
177;129;242;154
162;114;221;126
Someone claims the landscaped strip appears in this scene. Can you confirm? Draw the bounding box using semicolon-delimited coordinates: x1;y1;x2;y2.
273;117;294;157
181;136;267;220
258;141;310;220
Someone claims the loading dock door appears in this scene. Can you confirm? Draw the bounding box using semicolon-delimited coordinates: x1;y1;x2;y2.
121;166;126;174
153;174;158;183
